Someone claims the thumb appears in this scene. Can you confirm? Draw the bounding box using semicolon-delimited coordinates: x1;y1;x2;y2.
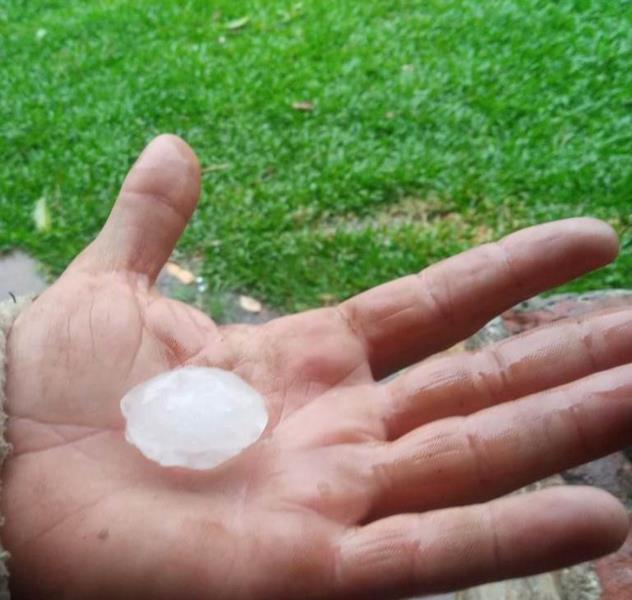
74;134;200;284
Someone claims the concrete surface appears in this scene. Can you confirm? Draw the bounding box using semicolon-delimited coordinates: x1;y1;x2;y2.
0;251;47;299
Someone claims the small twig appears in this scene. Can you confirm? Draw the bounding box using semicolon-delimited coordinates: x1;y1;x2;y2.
8;292;16;304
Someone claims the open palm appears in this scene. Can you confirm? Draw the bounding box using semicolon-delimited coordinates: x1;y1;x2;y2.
3;136;631;600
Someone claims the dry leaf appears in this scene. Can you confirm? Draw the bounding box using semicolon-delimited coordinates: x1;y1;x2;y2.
318;293;337;307
239;295;262;313
291;101;314;112
279;3;304;24
225;16;250;30
472;224;494;243
165;262;196;285
33;197;51;232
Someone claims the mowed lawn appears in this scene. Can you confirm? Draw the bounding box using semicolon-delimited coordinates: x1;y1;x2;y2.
1;0;631;311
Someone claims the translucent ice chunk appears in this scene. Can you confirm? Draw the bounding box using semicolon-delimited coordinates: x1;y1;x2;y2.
121;367;268;470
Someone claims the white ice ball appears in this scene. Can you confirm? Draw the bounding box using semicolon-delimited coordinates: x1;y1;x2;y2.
121;367;268;470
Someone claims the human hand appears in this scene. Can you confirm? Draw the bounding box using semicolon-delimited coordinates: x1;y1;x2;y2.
3;135;630;599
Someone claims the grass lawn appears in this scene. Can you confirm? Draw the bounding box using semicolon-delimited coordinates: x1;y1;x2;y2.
1;0;631;312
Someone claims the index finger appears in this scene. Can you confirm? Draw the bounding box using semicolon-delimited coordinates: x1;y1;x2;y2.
338;218;618;379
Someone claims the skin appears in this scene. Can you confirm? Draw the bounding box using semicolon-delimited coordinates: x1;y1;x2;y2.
2;135;631;599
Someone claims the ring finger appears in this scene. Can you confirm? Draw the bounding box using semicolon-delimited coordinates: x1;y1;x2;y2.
368;362;632;519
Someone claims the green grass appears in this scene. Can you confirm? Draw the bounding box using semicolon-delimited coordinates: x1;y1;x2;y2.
1;0;631;311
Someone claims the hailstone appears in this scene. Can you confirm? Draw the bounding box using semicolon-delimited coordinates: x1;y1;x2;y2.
121;366;268;470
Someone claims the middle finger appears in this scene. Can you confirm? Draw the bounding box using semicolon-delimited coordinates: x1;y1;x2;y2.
383;308;632;439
